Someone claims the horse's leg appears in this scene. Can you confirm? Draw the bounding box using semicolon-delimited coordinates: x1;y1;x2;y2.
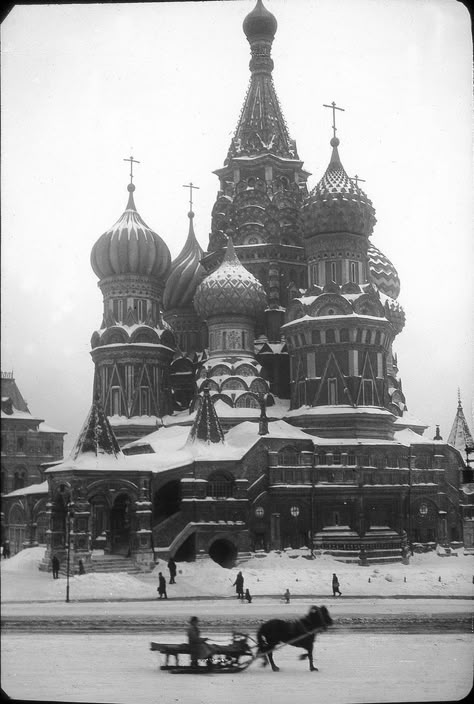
267;650;280;672
308;642;318;671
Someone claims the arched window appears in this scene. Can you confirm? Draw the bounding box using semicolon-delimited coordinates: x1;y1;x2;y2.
312;330;321;344
207;472;235;499
326;329;336;343
17;437;25;452
340;328;349;342
278;446;299;466
14;471;26;490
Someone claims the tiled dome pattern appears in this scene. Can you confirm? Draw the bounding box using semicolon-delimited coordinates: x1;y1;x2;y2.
367;244;401;300
194;237;267;319
91;184;171;281
304;139;376;238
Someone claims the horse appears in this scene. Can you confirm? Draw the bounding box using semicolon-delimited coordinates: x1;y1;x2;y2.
256;605;333;672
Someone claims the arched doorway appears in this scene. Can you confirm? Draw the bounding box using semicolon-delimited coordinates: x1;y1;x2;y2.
110;494;131;555
208;538;237;568
174;533;196;562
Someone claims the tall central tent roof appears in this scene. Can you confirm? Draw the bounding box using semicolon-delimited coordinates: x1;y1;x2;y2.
225;0;298;163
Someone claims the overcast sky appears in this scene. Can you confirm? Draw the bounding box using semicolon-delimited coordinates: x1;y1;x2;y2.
1;0;473;455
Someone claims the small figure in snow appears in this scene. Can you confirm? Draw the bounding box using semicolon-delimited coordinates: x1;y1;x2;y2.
2;541;11;559
283;588;291;604
52;555;60;579
245;588;252;603
78;559;86;575
187;616;212;668
167;556;177;584
332;573;342;596
233;571;244;600
157;572;168;599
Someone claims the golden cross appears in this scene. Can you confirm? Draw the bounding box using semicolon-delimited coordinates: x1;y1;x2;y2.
323;101;345;138
123;155;140;183
182;181;200;211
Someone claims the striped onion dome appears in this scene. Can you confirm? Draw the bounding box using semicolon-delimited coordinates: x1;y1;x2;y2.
367;244;401;300
194;237;267;319
91;184;171;281
163;211;205;311
304;138;376;238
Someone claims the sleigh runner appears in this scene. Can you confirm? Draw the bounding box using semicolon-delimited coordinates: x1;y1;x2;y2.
150;632;254;674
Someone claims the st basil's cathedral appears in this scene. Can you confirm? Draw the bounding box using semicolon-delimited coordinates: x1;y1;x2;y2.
2;0;472;571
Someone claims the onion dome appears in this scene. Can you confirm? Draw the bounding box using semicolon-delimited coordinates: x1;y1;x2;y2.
163;211;205;311
91;184;171;281
367;244;401;300
243;0;277;43
194;237;267;319
304;137;376;237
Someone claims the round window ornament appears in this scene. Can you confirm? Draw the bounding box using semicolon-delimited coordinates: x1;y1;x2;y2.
290;505;300;518
419;503;428;516
255;506;264;518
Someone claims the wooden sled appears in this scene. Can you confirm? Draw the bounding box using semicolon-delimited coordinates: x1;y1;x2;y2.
150;632;254;674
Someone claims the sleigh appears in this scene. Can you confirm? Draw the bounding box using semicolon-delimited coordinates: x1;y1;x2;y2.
150;632;254;674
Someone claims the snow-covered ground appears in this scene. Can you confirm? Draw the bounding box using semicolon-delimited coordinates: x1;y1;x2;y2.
1;547;473;703
1;546;473;602
2;632;472;704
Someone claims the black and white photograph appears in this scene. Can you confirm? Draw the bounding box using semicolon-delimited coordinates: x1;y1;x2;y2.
1;1;473;702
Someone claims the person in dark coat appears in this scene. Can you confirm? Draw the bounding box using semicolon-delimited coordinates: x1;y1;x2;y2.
244;588;252;603
233;571;244;599
187;616;212;668
157;572;168;599
283;588;291;603
332;573;342;596
2;542;11;559
52;555;60;579
78;559;86;575
167;557;177;584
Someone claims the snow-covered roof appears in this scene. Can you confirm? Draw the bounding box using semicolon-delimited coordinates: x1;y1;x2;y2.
2;480;49;498
38;421;66;434
1;408;43;422
285;404;395;418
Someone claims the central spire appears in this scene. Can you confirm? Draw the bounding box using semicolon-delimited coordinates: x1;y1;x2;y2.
226;0;297;162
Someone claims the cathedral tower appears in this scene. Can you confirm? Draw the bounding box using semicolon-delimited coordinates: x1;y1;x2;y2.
202;0;310;344
284;130;407;437
90;167;175;444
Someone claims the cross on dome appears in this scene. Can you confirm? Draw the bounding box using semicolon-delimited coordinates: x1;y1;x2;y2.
182;181;200;214
323;101;345;140
123;155;140;184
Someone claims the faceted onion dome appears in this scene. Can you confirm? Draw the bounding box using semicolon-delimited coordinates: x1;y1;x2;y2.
304;138;376;237
243;0;277;42
194;237;267;319
163;211;205;310
367;244;401;300
91;184;171;280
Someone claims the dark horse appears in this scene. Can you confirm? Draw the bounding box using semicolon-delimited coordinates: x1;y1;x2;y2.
256;605;333;672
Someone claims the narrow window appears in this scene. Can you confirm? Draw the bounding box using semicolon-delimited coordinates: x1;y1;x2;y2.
140;387;149;415
362;379;373;405
328;378;337;404
350;261;358;283
111;387;121;415
307;351;316;378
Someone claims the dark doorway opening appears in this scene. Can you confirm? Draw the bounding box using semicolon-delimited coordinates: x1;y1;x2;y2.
208;538;237;568
110;494;131;555
153;480;181;523
174;533;195;562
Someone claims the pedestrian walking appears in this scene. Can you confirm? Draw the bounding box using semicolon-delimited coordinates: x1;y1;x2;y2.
2;541;11;559
283;588;291;603
167;556;177;584
233;571;244;599
244;588;252;603
52;555;60;579
157;571;168;599
332;573;342;596
78;559;86;575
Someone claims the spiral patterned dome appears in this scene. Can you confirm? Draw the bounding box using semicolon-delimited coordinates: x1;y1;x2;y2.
91;184;171;281
367;243;401;300
304;138;376;238
163;211;205;311
243;0;277;42
193;237;267;319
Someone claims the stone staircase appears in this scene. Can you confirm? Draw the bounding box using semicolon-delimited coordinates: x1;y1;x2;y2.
88;554;143;575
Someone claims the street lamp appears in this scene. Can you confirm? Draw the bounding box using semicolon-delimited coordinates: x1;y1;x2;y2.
290;505;300;548
65;501;74;603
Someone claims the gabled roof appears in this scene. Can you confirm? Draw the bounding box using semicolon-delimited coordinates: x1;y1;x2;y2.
70;396;122;460
448;394;474;454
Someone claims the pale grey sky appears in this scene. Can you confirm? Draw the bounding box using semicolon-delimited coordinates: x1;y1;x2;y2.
1;0;473;454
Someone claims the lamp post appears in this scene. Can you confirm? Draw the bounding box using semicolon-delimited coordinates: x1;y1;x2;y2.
65;501;74;604
290;505;299;548
310;450;315;558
